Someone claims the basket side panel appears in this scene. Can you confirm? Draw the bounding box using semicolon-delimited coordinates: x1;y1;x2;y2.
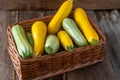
7;26;22;80
20;42;105;80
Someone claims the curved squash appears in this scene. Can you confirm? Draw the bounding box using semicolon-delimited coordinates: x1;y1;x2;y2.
48;0;73;34
31;21;47;57
74;8;99;46
57;30;74;51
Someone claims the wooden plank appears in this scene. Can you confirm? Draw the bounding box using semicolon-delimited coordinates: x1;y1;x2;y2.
98;10;120;80
66;11;116;80
0;11;18;80
18;11;56;21
0;0;120;10
44;75;63;80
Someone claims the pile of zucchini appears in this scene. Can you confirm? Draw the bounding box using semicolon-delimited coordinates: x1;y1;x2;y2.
12;0;99;58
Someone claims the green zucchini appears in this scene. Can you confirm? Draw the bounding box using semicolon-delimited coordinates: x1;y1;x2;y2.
62;18;88;47
26;32;34;48
45;35;60;54
12;25;33;58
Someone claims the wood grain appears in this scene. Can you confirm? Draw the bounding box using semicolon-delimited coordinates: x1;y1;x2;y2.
98;10;120;80
18;11;56;21
0;11;18;80
0;0;120;10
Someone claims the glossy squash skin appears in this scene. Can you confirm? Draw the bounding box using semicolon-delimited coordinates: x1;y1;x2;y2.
62;18;88;47
45;35;60;54
31;21;47;57
12;25;33;58
48;0;73;34
57;30;74;51
74;8;99;46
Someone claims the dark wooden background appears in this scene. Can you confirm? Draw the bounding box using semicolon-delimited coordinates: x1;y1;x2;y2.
0;0;120;10
0;0;120;80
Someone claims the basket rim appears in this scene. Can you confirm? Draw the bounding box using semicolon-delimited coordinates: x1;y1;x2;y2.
7;14;106;62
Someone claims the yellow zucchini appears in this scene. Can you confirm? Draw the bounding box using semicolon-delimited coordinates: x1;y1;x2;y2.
74;8;99;46
31;21;47;57
48;0;73;34
57;30;74;51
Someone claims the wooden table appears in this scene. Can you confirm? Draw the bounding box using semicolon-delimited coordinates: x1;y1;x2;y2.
0;10;120;80
1;0;120;80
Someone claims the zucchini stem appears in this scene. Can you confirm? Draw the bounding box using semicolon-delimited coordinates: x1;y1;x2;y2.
90;39;99;46
67;45;73;51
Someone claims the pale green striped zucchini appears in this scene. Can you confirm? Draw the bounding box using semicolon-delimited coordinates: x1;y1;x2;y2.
12;25;33;58
62;18;88;47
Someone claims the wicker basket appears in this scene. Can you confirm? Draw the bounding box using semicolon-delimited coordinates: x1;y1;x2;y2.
7;15;106;80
